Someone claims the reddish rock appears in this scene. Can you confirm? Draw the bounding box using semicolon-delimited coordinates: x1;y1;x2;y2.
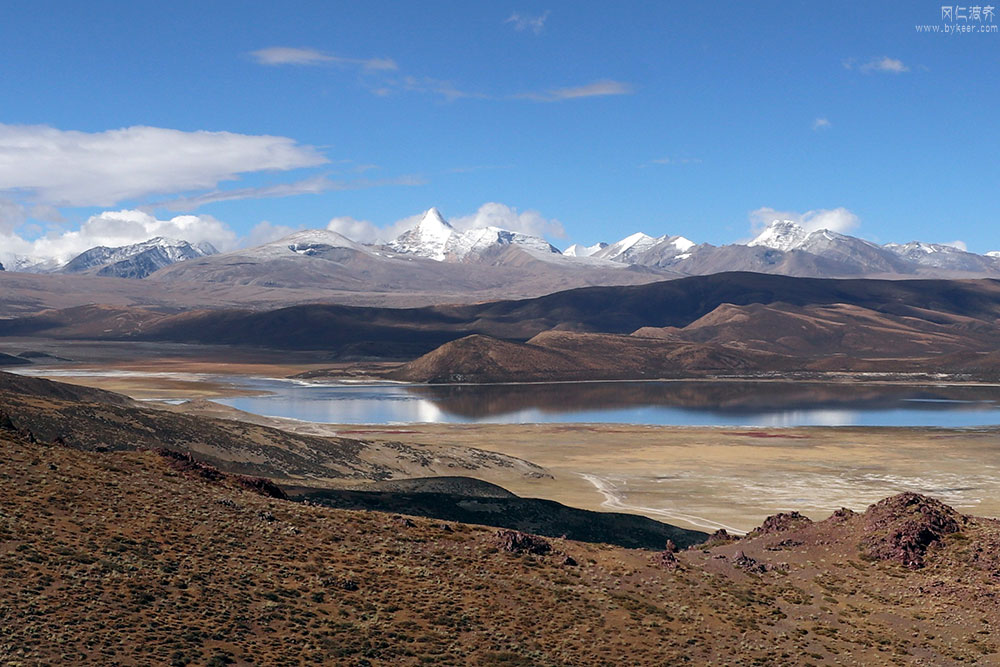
859;493;963;569
748;511;813;537
732;550;771;574
657;549;681;569
829;507;857;523
701;528;738;547
155;448;223;481
494;530;551;555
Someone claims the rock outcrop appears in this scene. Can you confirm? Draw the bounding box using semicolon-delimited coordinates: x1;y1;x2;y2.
859;493;964;568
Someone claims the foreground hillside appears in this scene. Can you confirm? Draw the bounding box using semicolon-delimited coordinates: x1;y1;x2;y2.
3;428;1000;665
0;371;547;486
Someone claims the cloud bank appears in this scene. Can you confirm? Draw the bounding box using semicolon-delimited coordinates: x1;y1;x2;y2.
0;124;327;207
844;57;909;74
0;209;239;267
519;80;634;102
249;47;397;71
505;11;550;34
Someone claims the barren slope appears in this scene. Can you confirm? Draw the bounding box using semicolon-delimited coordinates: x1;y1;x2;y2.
3;429;1000;664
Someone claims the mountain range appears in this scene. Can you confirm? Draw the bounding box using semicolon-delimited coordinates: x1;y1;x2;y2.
3;209;1000;320
11;237;218;279
6;209;1000;285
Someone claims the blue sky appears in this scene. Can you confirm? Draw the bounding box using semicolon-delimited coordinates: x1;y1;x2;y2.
1;0;998;261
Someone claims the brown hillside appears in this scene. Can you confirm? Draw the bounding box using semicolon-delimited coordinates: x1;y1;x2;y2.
4;430;1000;664
391;331;773;383
387;334;584;383
636;301;1000;357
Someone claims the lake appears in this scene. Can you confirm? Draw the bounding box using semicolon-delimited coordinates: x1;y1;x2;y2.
213;378;1000;427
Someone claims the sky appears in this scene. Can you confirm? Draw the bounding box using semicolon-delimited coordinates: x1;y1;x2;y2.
1;0;998;263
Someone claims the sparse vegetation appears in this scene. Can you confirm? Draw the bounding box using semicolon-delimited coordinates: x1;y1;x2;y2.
3;426;1000;664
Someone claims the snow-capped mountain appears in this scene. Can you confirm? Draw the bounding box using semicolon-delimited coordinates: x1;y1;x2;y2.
563;242;608;257
884;241;1000;272
586;232;696;267
6;207;1000;287
747;220;810;251
630;235;697;267
736;221;999;276
591;232;663;263
388;208;455;261
387;208;560;262
231;229;370;261
61;237;218;279
5;256;63;274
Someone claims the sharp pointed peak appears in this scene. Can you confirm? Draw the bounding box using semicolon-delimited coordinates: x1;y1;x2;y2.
420;207;453;229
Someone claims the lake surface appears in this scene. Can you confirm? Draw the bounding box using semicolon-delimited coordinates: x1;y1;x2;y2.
213;378;1000;427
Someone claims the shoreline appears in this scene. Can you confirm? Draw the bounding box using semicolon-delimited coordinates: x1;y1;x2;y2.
6;359;1000;533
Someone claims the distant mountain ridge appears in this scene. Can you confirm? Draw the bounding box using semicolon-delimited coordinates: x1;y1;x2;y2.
388;207;560;261
5;210;1000;287
61;237;218;279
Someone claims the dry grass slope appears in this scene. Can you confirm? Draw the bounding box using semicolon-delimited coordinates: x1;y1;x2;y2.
4;428;1000;665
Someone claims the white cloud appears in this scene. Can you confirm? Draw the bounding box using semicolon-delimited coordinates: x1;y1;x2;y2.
863;57;909;73
249;47;397;70
1;209;239;266
0;198;25;233
645;156;702;166
250;47;630;105
450;202;566;238
505;11;550;34
812;117;832;130
750;206;860;234
398;76;489;101
944;240;968;251
246;220;304;247
0;124;327;207
845;56;909;74
520;80;634;102
158;174;424;212
327;216;395;244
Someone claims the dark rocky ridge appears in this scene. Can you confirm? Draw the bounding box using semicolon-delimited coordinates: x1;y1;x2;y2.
288;481;708;550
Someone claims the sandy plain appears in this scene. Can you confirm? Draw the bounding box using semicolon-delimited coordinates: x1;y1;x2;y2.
7;345;1000;534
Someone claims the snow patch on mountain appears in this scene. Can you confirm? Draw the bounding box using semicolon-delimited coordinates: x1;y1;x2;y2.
388;208;559;261
388;208;455;261
563;242;608;257
231;229;369;260
748;220;810;251
61;237;219;278
672;236;696;253
885;241;967;259
592;232;664;263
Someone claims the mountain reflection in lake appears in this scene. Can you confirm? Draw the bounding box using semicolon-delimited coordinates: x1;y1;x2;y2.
214;379;1000;427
